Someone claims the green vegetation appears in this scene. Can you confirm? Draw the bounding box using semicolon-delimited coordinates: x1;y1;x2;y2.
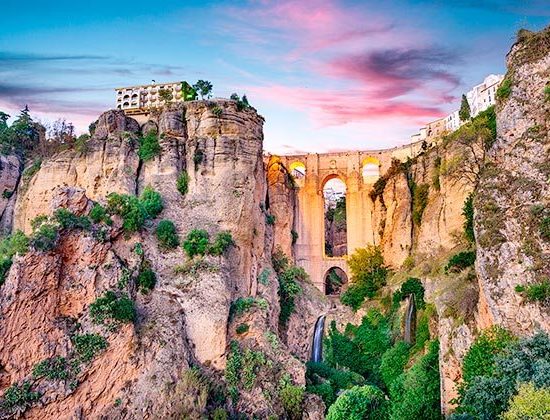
229;93;251;111
72;333;108;363
235;323;249;334
266;214;276;225
459;94;471;122
224;341;267;402
462;193;475;243
32;356;71;380
369;159;405;203
0;230;29;285
193;80;213;99
272;248;305;326
380;341;409;389
176;171;189;195
30;222;59;252
89;203;112;225
327;385;388;420
392;277;425;309
515;279;550;303
279;375;304;420
230;297;268;319
445;251;476;273
193;148;204;167
540;215;550;240
54;208;91;230
340;246;387;310
182;229;209;258
211;106;223;118
455;331;550;419
258;268;270;286
137;130;161;161
291;229;299;245
0;107;40;155
545;85;550;102
411;182;430;225
207;231;234;256
89;290;136;326
496;78;512;100
137;266;156;293
181;81;198;101
106;186;163;232
156;219;179;249
0;380;41;410
502;383;550;420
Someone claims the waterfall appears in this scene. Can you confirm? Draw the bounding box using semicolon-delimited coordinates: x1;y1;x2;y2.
311;315;326;363
404;294;416;345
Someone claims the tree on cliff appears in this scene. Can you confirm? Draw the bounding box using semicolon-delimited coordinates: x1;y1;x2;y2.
459;94;471;122
193;80;213;99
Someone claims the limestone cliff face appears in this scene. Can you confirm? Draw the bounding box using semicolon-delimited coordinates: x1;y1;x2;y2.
0;155;22;234
0;101;318;418
475;30;550;335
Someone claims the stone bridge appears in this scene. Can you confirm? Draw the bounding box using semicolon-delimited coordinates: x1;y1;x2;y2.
274;141;424;293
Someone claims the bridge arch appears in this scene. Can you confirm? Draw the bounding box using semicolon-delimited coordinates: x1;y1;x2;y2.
289;161;306;178
362;156;381;183
324;266;348;295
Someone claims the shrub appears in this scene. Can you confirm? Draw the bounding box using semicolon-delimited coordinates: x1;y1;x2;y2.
208;231;233;256
0;380;41;410
32;356;70;380
326;385;388;420
176;171;189;196
412;183;430;225
230;297;265;318
445;251;476;273
54;208;91;230
138;130;161;161
462;193;475;243
291;229;298;245
89;290;136;325
182;229;209;258
236;323;249;334
266;214;275;225
107;193;146;232
540;216;550;240
30;223;59;252
389;340;441;420
258;268;270;286
156;220;179;249
89;203;112;225
72;333;108;363
30;214;48;230
229;93;250;111
224;341;242;401
515;279;550;303
380;341;410;389
173;256;219;277
211;106;223;118
140;186;163;218
22;159;42;181
392;277;425;310
502;382;550;420
193;148;204;167
137;267;156;293
278;266;305;325
0;230;29;284
496;78;512;100
279;381;304;420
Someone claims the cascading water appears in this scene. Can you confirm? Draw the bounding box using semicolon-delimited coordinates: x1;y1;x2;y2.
311;315;326;363
404;294;416;345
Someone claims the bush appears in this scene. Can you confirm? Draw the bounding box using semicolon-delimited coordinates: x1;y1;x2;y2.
266;214;275;225
230;297;266;318
89;290;136;325
0;230;29;284
236;323;249;334
229;93;250;111
291;229;298;245
182;229;209;258
540;216;550;240
463;193;475;243
411;183;430;225
137;267;156;293
326;385;388;420
138;130;161;161
140;186;163;218
72;333;108;363
445;251;476;273
107;193;146;232
0;380;41;410
32;356;70;380
279;382;304;420
156;220;179;249
54;208;91;230
30;223;59;252
208;231;233;256
89;203;112;225
278;266;305;325
496;78;512;100
380;341;410;389
515;280;550;303
502;382;550;420
193;148;204;167
392;277;425;310
176;171;189;196
389;340;441;420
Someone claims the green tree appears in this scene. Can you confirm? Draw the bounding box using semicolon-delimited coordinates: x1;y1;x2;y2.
182;229;209;258
326;385;388;420
156;220;179;249
181;81;198;101
11;106;40;151
193;80;213;99
459;94;471;122
502;383;550;420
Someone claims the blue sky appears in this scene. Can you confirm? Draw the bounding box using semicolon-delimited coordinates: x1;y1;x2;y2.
0;0;547;153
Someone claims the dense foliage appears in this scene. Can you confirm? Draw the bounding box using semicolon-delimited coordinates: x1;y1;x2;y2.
272;247;305;326
340;246;387;310
445;251;476;273
326;385;388;420
137;130;161;161
137;266;156;293
0;230;29;284
156;219;179;249
462;193;475;243
515;280;550;303
176;171;189;196
89;291;137;326
182;229;210;258
392;277;425;310
106;186;163;232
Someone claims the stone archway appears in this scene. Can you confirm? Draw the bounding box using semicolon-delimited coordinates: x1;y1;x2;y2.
324;267;348;295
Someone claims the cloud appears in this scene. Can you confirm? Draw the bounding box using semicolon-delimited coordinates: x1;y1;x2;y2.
0;52;110;65
419;0;550;16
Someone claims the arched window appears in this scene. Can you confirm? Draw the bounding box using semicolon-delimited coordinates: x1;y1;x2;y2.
323;176;347;257
324;267;348;295
289;161;306;179
362;157;380;183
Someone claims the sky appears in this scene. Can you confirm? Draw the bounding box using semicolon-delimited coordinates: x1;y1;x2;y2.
0;1;548;154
